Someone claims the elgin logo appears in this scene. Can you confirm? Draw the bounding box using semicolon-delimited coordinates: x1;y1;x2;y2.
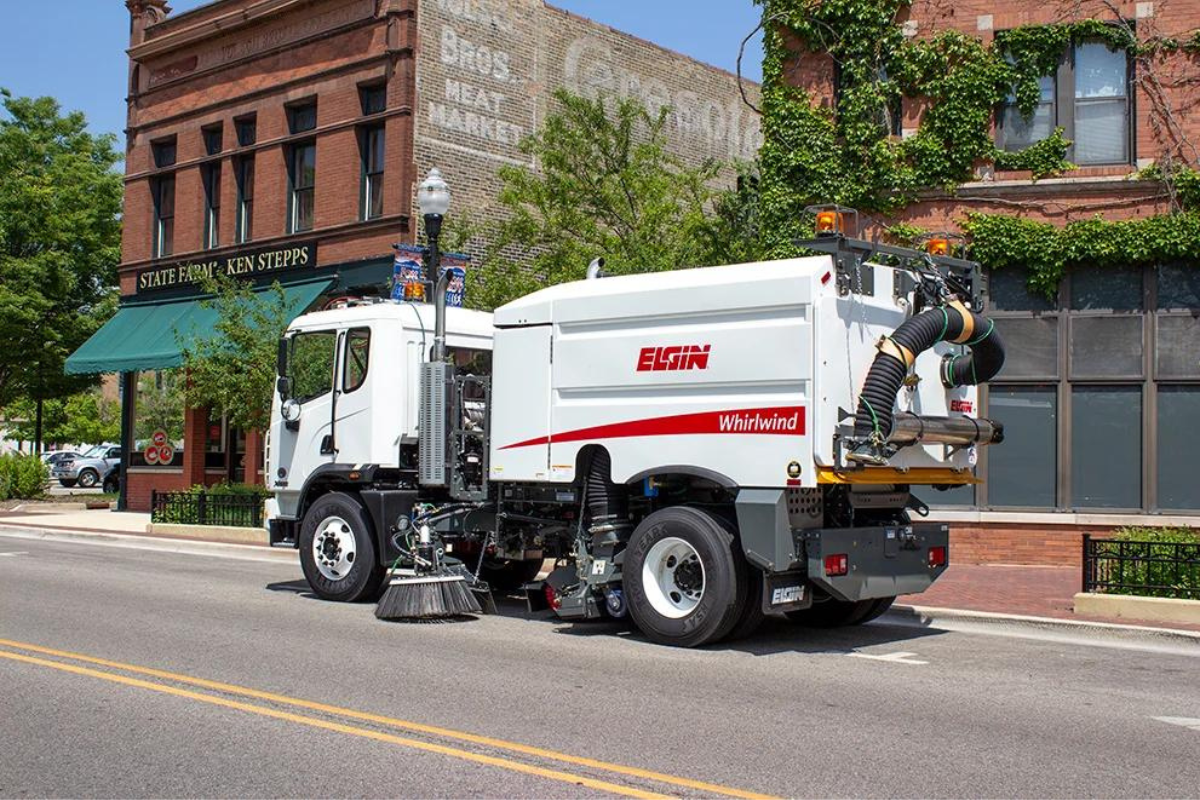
950;399;974;414
636;345;711;372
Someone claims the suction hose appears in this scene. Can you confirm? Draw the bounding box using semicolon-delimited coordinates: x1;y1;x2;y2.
584;449;629;546
853;300;1005;443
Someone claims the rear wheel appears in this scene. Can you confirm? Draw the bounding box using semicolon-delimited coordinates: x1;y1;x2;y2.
625;506;746;648
58;479;77;488
299;492;383;603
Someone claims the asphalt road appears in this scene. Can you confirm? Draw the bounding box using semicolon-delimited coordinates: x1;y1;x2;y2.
2;528;1199;799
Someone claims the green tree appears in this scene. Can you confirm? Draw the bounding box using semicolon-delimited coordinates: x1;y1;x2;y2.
0;91;122;448
179;276;306;433
471;89;722;310
5;387;121;446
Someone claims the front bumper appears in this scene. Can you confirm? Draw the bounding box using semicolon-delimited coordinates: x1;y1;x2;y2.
53;467;80;480
802;523;949;602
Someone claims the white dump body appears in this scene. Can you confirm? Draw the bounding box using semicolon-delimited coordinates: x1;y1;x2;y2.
489;256;977;489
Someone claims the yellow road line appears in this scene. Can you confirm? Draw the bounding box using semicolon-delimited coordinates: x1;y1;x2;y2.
0;650;669;800
0;638;777;800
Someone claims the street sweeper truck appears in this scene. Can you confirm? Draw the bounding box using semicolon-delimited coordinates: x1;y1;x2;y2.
264;218;1005;646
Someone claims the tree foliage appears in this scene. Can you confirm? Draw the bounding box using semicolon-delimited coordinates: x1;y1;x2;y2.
179;276;304;432
5;387;121;445
0;90;122;408
470;89;753;310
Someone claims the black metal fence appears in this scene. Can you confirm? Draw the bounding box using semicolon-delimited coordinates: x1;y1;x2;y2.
151;490;264;528
1082;534;1200;600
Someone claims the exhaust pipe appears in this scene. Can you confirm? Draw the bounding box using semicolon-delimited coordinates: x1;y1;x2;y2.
586;257;606;280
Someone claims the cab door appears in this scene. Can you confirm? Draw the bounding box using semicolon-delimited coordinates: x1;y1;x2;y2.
270;328;339;502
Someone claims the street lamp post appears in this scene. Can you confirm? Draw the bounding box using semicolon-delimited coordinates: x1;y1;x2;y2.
417;168;452;362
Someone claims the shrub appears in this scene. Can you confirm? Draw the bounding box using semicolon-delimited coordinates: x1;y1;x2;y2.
0;454;48;501
1091;526;1200;600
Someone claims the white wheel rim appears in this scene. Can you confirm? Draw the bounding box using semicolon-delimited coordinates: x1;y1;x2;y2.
641;536;705;619
312;516;357;581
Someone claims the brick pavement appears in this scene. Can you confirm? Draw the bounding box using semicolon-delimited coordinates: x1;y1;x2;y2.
899;563;1200;633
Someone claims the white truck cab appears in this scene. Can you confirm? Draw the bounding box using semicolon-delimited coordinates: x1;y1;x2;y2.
267;301;493;522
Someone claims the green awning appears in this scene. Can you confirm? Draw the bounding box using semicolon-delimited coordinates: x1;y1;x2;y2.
65;277;333;375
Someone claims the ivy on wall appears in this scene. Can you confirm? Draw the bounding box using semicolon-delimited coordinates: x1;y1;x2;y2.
756;0;1199;290
964;211;1200;298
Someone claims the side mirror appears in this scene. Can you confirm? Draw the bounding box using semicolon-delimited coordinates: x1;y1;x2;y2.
276;376;291;400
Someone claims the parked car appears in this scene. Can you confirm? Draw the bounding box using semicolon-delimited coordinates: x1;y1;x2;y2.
40;450;80;467
52;445;121;488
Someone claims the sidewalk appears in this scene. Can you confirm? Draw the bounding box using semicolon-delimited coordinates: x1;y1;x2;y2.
898;563;1200;633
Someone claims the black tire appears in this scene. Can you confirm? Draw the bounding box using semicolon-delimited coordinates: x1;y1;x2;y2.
786;596;886;628
625;506;746;648
479;557;544;593
725;565;766;641
102;473;119;494
857;596;896;625
299;492;383;603
77;469;99;488
59;479;77;488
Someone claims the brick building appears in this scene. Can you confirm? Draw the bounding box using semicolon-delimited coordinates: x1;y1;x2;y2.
67;0;760;511
778;0;1200;564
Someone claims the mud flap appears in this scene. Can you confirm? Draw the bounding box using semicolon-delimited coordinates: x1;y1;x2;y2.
803;523;949;602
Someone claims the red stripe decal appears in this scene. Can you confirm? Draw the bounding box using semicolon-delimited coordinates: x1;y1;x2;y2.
500;406;806;450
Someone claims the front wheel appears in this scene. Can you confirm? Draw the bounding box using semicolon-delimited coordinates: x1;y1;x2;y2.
77;469;99;488
624;506;746;648
299;492;383;603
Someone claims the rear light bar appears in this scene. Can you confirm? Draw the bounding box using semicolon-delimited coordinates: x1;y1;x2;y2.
824;553;849;577
928;546;947;568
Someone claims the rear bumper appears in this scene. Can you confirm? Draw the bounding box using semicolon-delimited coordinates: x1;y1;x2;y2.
801;523;949;602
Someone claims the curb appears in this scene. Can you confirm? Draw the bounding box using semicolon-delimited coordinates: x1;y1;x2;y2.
0;524;297;563
887;603;1200;642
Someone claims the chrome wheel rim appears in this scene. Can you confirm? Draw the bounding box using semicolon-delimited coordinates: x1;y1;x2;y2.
642;537;705;619
312;516;356;581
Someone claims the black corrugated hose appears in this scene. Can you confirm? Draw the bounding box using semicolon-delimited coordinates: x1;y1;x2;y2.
853;303;1005;442
585;449;628;539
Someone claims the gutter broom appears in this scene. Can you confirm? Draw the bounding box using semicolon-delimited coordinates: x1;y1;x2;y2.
375;522;481;622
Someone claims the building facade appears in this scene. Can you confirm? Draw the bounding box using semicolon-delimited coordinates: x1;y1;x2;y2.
75;0;759;511
777;0;1200;563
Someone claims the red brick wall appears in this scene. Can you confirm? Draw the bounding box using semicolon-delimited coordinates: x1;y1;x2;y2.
781;0;1200;237
947;522;1127;567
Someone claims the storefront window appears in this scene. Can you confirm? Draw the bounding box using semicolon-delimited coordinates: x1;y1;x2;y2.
131;369;185;468
1071;386;1141;509
987;385;1058;508
1157;386;1200;510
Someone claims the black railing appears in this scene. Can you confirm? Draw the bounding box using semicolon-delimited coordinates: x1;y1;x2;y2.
151;490;264;528
1082;534;1200;600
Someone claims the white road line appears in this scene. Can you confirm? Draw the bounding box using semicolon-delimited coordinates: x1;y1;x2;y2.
847;651;929;665
1153;716;1200;732
0;551;28;557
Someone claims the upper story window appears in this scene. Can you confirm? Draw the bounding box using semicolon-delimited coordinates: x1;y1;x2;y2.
235;115;257;147
996;34;1132;165
833;63;901;137
288;141;316;234
202;124;223;156
202;163;220;250
360;84;386;115
152;174;175;258
235;155;255;244
360;125;385;220
287;101;317;134
151;137;177;168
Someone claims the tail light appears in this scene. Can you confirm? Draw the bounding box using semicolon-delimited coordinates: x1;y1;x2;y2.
824;553;849;577
928;546;947;568
544;583;561;611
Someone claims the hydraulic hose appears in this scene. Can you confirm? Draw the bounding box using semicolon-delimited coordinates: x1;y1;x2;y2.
853;301;1005;442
